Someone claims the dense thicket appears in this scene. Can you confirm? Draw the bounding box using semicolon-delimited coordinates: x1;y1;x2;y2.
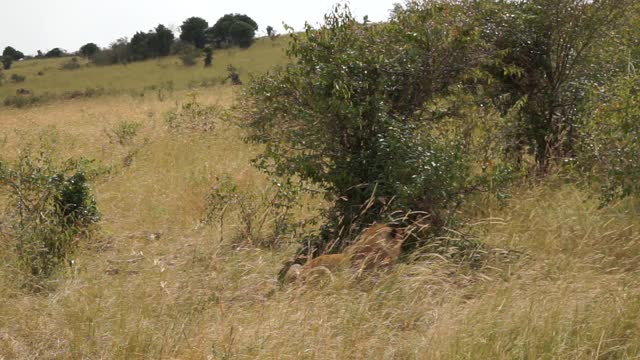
238;0;639;259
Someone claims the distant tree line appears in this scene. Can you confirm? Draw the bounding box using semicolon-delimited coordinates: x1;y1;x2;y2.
81;13;260;66
1;13;263;68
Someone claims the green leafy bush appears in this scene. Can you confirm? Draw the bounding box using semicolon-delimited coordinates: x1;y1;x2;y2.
106;120;143;146
0;149;100;281
236;4;493;252
10;73;26;83
577;74;640;203
481;0;634;170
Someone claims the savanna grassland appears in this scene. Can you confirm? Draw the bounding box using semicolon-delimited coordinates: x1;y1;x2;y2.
2;8;640;360
0;37;289;100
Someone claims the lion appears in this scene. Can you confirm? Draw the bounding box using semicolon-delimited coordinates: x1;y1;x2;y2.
283;223;406;285
283;253;350;284
345;223;405;272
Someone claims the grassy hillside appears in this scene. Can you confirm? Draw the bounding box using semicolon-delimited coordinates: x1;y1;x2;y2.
0;37;289;101
0;32;639;359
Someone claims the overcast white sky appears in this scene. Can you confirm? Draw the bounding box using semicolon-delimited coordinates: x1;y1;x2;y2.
0;0;398;56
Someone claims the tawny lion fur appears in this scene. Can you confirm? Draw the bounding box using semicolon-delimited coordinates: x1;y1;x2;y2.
283;224;406;284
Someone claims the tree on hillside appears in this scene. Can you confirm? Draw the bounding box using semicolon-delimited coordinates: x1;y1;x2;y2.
208;14;258;48
129;31;153;61
149;24;174;56
3;46;24;61
266;25;276;39
2;57;12;70
45;48;65;58
79;43;99;58
229;21;256;48
180;17;209;49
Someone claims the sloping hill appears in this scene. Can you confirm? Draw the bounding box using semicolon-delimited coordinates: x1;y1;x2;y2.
0;37;289;101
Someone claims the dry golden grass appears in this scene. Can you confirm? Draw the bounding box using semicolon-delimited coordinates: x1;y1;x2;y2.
1;48;640;359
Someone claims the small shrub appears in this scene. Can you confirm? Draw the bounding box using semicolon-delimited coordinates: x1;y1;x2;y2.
156;81;174;101
176;43;200;66
61;57;81;70
180;51;199;66
3;94;47;108
10;73;26;83
106;120;143;146
202;176;301;248
164;94;219;132
63;87;107;100
0;149;100;282
204;47;213;67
